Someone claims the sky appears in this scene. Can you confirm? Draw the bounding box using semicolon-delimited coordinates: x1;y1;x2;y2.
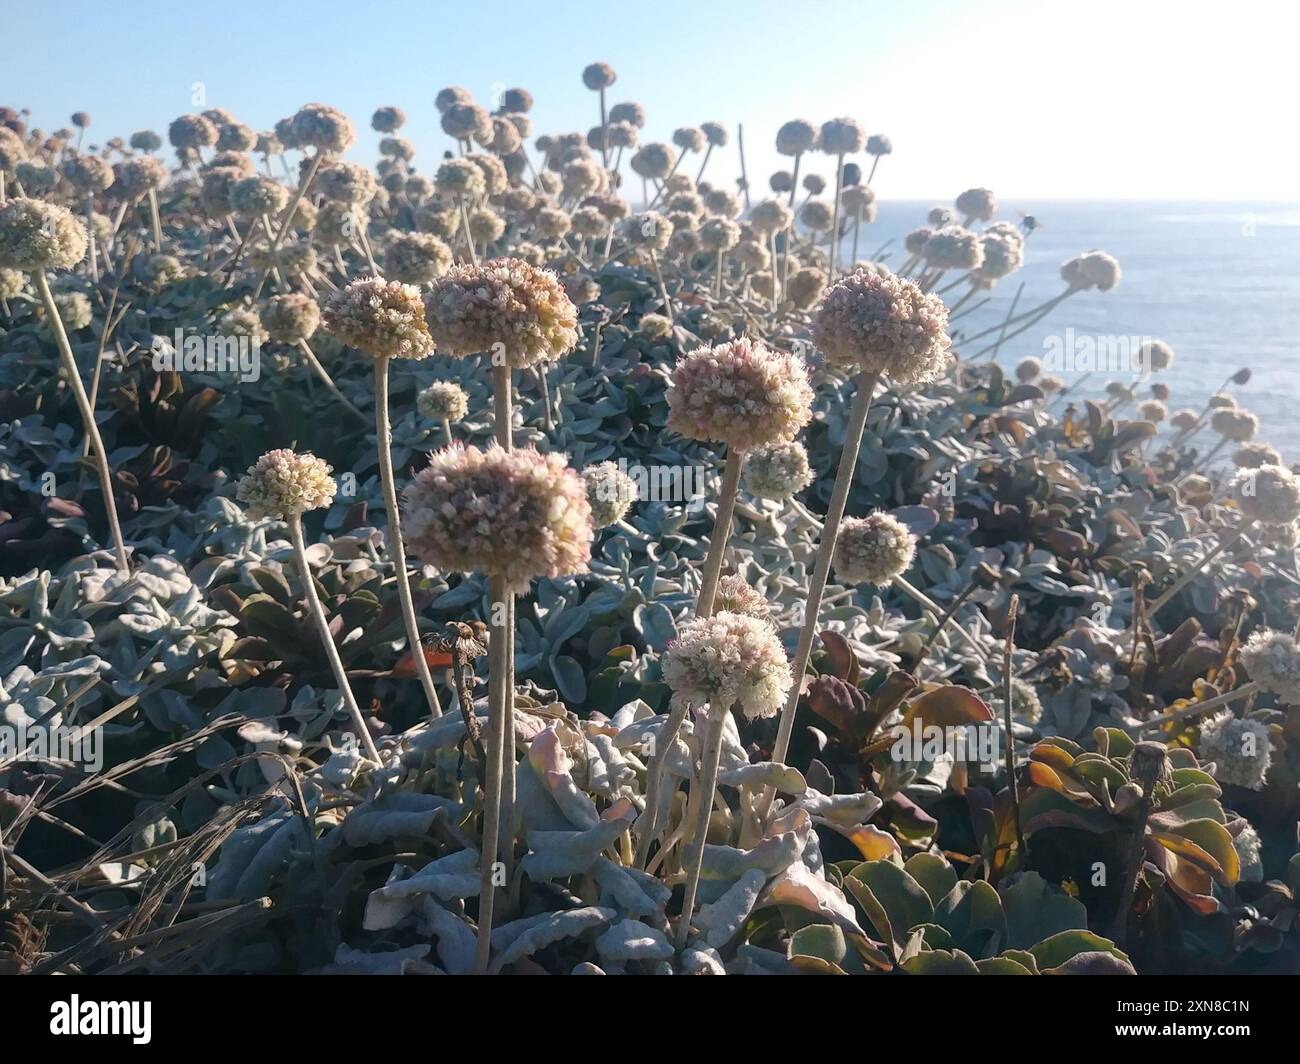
4;0;1297;200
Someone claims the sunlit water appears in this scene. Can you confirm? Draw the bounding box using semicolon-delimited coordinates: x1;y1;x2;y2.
843;200;1300;460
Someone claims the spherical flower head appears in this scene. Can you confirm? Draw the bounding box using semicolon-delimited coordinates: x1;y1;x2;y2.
487;116;522;155
787;266;827;310
217;123;257;153
973;228;1024;283
1240;629;1300;704
237;449;337;520
371;106;406;133
1139;400;1167;423
570;205;611;240
322;277;434;360
169;113;217;150
533;206;572;240
417;380;469;423
700;217;741;253
704;189;742;219
733;240;770;271
769;171;794;193
667;338;814;453
583;461;638;527
230;175;289;219
317;161;377;205
1209;393;1237;410
638;312;674;341
841;184;876;216
1139;339;1175;372
955;187;996;222
582;62;617;90
620;211;673;254
630;143;675;180
609;101;646;127
745;441;813;500
832;512;917;585
441;103;491;143
422;258;578;367
403;444;593;592
261;292;320;345
113;155;168;200
1060;250;1122;291
1009;678;1043;725
904;227;934;255
1233;442;1282;470
1198;710;1272;790
502;87;533;113
0;128;26;173
435;86;473;114
701;121;728;147
800;200;834;232
63;154;114;194
38;290;92;338
776;119;818;156
1170;409;1199;431
749;199;793;236
673;126;706;152
563;272;599;306
385;232;453;284
1212;407;1258;442
1231;464;1300;526
812;266;952;384
291;104;355;154
435;157;486;201
216;305;268;346
820;117;865;156
867;134;893;156
468;153;509;196
0;198;88;271
662;611;792;719
1015;357;1042;382
923;226;984;271
712;576;772;625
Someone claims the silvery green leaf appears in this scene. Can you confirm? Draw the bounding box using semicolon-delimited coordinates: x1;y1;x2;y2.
551;655;587;703
522;813;635;879
343;792;460;847
488;906;616;973
592;857;670;918
323;943;436;975
695;867;768;948
718;762;806;794
418;898;476;975
207;805;305;902
681;945;726;975
364;847;481;927
595;918;673;963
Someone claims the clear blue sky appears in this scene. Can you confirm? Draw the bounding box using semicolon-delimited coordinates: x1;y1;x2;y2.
4;0;1294;199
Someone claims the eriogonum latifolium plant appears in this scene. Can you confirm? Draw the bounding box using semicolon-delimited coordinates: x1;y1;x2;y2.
1;66;1295;981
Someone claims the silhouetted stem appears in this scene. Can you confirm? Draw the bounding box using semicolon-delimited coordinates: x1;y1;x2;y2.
675;702;726;952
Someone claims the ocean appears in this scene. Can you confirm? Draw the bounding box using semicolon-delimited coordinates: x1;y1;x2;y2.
847;200;1300;461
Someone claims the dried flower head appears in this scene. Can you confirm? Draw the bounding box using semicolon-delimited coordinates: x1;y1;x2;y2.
169;113;217;151
371;106;406;133
291;103;356;154
745;441;813;500
423;257;579;367
1239;629;1300;704
832;511;917;585
260;292;320;344
820;117;866;155
385;232;453;284
955;187;997;222
230;175;289;218
582;62;618;90
776;120;818;156
403;444;593;592
322;276;435;360
1212;408;1258;442
435;86;473;113
0;198;88;271
812;266;952;384
63;153;114;194
1139;339;1175;372
923;226;984;270
1139;400;1167;423
237;449;337;519
416;380;470;423
583;461;639;527
667;338;814;453
317;161;377;205
662;611;792;719
630;143;676;181
1060;250;1122;291
620;211;673;253
435;157;486;200
1198;710;1272;790
1231;464;1300;525
713;575;772;624
1233;442;1282;469
638;312;674;341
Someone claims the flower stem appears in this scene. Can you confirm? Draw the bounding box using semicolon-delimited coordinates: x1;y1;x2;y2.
34;268;128;571
675;702;726;952
286;513;380;763
767;369;880;777
374;357;443;719
475;572;510;974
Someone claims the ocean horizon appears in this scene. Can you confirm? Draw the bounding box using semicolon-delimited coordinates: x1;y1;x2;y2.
841;199;1300;460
